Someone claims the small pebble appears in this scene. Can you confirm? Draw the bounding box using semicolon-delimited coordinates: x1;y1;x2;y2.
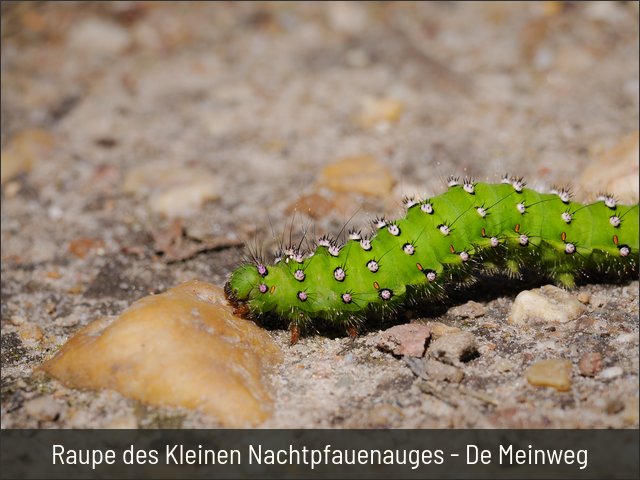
599;366;623;380
10;315;26;326
578;352;602;377
425;322;461;339
3;180;21;197
48;205;64;221
589;293;607;308
613;332;637;344
67;18;132;56
448;301;487;319
577;292;591;304
18;324;44;344
621;398;639;426
494;356;516;372
509;285;587;325
377;324;431;357
479;342;496;354
104;414;138;429
69;237;105;259
23;396;62;422
354;96;404;129
427;331;478;366
287;192;334;219
123;163;222;218
574;316;596;331
318;155;395;198
1;128;55;184
53;313;81;328
525;359;572;392
152;182;221;218
605;399;625;415
362;404;404;428
422;358;464;383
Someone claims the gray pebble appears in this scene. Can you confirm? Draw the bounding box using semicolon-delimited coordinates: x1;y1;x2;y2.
448;301;487;319
403;357;463;383
427;331;478;366
376;324;431;357
423;359;464;383
509;285;587;325
599;366;623;380
23;396;62;422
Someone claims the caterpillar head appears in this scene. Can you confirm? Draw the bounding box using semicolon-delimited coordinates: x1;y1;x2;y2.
225;263;262;305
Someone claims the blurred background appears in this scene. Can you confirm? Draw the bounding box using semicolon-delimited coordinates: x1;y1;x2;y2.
1;1;639;428
2;2;638;252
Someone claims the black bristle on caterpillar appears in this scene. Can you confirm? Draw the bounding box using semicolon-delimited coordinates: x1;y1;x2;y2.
225;177;639;343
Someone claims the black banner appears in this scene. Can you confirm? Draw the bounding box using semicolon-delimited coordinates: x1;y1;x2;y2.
1;429;637;479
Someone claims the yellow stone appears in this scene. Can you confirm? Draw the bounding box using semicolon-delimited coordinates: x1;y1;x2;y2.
1;129;55;184
318;155;395;197
355;96;404;129
42;280;282;427
525;359;573;392
18;324;44;344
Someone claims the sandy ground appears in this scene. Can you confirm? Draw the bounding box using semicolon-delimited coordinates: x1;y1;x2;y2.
1;1;638;429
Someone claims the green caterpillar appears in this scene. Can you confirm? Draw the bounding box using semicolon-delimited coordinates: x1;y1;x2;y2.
225;177;638;342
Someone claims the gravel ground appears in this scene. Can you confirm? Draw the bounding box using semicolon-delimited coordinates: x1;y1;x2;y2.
1;1;638;429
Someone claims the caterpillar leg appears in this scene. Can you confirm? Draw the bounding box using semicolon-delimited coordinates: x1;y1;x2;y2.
553;271;576;288
232;304;251;318
347;325;359;338
290;324;300;345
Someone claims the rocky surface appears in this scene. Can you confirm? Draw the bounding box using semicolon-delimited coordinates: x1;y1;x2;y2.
2;2;638;429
